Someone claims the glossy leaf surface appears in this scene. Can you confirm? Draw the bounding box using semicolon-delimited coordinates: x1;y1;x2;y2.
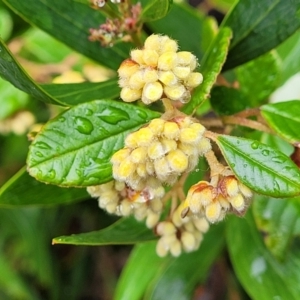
3;0;130;69
27;100;160;187
223;0;300;70
115;224;225;300
236;51;281;106
140;0;172;21
253;195;300;260
0;167;88;207
183;27;232;114
41;79;120;106
261;100;300;144
227;211;300;300
217;135;300;197
52;217;156;245
0;38;63;105
210;86;247;116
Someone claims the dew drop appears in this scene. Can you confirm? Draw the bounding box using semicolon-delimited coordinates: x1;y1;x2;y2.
97;107;130;125
73;116;94;135
35;141;52;150
86;109;93;116
243;163;248;168
251;141;259;149
262;149;269;156
272;156;286;164
35;151;43;157
230;163;236;168
76;169;83;177
59;117;66;122
47;169;56;179
136;109;148;120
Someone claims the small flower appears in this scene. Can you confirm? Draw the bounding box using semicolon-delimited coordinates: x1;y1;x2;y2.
111;116;211;187
118;34;203;104
183;174;253;223
155;203;209;257
87;180;164;228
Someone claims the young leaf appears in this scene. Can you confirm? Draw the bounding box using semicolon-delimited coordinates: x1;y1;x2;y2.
27;100;160;187
140;0;172;22
0;167;88;207
115;224;225;300
216;135;300;197
227;211;300;300
41;79;120;106
253;195;300;260
182;27;232;114
0;38;64;105
52;217;157;245
147;3;217;60
277;30;300;84
222;0;300;70
261;100;300;144
3;0;131;69
236;51;281;107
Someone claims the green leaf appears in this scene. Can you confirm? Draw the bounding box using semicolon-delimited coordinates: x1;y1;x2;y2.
115;242;167;300
182;27;232;114
115;224;225;300
222;0;300;70
0;38;64;105
261;100;300;144
27;100;160;187
147;3;217;60
277;30;300;84
217;135;300;197
140;0;172;22
52;216;156;245
210;86;248;116
253;195;300;260
0;167;88;207
41;79;120;106
227;211;300;300
0;78;28;120
3;0;130;69
0;8;13;41
236;51;281;106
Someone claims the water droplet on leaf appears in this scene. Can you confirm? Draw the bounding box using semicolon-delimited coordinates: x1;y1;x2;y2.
86;109;93;116
262;149;269;156
47;169;56;179
35;141;51;150
59;117;66;122
97;107;129;124
272;156;286;164
74;116;94;135
251;142;259;149
35;151;43;157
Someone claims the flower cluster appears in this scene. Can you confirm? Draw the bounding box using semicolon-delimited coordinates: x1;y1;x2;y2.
183;174;253;223
118;34;203;104
155;203;209;257
87;180;164;228
111;116;211;189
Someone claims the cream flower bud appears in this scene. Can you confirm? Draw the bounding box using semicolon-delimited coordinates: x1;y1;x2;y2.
119;199;132;216
160;38;178;53
158;52;178;71
158;71;178;86
148;141;164;160
146;211;160;228
120;87;142;102
130;147;147;164
143;68;159;83
170;240;182;257
205;202;222;223
179;127;202;145
129;71;145;89
118;59;139;78
229;194;245;211
142;82;163;104
193;218;210;233
163;122;180;139
156;221;176;235
197;137;212;155
177;51;197;69
156;238;169;257
111;148;131;164
144;34;161;52
173;66;191;79
185;72;203;88
239;183;253;198
131;49;144;65
164;85;186;100
142;49;159;67
134;127;154;146
181;231;196;252
148;118;165;135
166;149;188;173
